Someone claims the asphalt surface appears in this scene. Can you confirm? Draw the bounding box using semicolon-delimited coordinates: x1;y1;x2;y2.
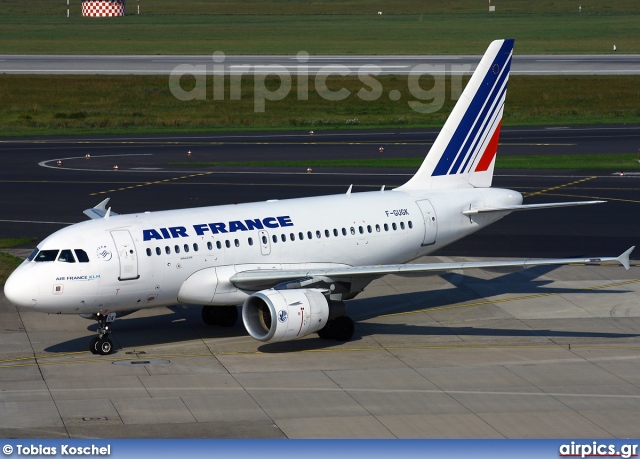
1;54;640;75
1;125;639;258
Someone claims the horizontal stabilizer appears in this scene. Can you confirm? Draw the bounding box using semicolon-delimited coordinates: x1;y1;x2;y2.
462;200;605;215
230;247;634;290
83;198;118;220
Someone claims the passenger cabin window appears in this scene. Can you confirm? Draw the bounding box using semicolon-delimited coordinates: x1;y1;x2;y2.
350;227;355;235
34;250;58;262
184;244;189;253
367;225;372;233
307;231;312;239
225;240;231;248
165;246;171;255
248;237;254;246
193;243;199;252
375;224;381;232
342;228;347;236
207;242;213;250
299;232;304;240
281;234;286;242
74;249;90;263
272;235;277;243
155;247;161;256
262;236;268;244
290;233;295;241
216;241;222;249
324;229;330;238
174;245;180;254
333;229;338;237
58;249;75;263
146;248;152;257
316;230;321;239
234;239;240;247
408;221;413;229
400;222;405;230
392;223;397;230
359;226;364;234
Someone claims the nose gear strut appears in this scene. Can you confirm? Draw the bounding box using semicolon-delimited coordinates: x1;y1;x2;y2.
90;312;115;355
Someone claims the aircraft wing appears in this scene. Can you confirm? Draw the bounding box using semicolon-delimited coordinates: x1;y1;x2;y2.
230;246;634;291
462;200;605;215
83;198;118;219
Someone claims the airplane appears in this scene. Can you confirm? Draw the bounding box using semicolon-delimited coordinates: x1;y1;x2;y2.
4;39;634;355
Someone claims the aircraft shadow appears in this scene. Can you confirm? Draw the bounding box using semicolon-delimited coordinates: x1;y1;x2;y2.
44;265;636;354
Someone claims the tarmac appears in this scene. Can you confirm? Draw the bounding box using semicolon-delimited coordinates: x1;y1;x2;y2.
2;251;639;439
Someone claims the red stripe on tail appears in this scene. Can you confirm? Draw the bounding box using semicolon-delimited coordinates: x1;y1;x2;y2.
475;121;502;172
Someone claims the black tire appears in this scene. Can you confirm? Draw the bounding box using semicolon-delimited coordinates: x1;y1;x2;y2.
333;316;355;342
317;321;334;339
90;337;100;354
201;306;217;326
217;306;238;328
97;338;113;355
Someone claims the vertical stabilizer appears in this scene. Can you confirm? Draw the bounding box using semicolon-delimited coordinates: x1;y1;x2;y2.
396;39;514;190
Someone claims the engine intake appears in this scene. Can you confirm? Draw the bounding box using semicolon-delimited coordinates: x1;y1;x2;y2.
242;289;329;343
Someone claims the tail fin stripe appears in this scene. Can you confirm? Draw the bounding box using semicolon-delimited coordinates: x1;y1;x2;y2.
445;52;512;175
474;120;502;172
432;40;513;177
456;82;507;174
459;81;508;174
395;39;514;191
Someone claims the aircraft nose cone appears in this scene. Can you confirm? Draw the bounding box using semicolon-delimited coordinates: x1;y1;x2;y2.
4;268;38;308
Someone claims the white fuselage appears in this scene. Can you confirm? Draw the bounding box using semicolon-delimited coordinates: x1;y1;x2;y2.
5;186;522;315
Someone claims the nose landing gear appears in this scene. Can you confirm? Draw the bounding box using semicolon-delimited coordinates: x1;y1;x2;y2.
89;312;115;355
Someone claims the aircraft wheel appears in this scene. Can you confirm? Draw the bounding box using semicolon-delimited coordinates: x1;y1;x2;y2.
90;337;100;354
317;321;334;339
97;338;113;355
333;316;354;342
201;306;217;326
217;306;238;327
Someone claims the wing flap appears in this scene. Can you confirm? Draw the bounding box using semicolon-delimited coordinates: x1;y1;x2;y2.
230;247;634;290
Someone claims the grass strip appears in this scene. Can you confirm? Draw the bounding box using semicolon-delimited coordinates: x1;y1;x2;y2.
1;0;639;55
4;0;639;16
0;252;23;286
170;154;640;170
0;239;36;286
1;75;639;136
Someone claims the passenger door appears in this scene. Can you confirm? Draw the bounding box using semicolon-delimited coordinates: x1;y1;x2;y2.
110;230;139;280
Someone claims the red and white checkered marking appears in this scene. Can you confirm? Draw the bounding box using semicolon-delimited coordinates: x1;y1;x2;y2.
82;0;125;17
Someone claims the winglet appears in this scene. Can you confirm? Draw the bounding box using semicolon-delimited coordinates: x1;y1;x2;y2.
617;246;635;270
83;198;119;220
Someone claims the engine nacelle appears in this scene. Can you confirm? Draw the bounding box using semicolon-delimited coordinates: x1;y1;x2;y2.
242;289;330;343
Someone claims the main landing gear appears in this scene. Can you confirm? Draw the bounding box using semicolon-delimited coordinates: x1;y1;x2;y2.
317;316;355;341
90;312;115;355
201;305;239;328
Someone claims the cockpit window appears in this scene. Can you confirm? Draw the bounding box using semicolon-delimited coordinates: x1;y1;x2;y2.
74;249;90;263
34;250;59;262
27;248;39;261
58;249;76;263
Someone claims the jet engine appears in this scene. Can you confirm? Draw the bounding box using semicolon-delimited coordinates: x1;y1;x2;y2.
242;289;331;343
